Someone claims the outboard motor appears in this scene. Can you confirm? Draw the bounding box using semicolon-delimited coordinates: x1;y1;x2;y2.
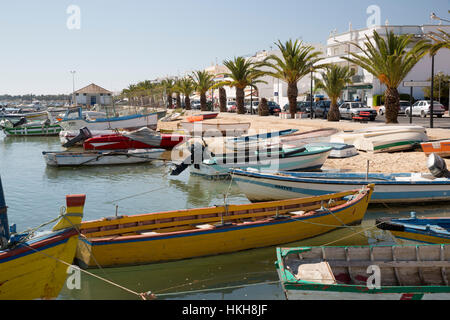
170;142;209;176
427;153;450;178
62;127;93;148
12;117;27;128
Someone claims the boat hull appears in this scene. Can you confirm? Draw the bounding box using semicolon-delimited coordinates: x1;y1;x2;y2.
58;113;158;131
180;121;251;136
3;124;62;136
191;148;332;177
0;229;78;299
43;149;165;166
276;244;450;300
232;170;450;204
76;187;373;268
83;133;185;150
330;126;428;153
421;140;450;157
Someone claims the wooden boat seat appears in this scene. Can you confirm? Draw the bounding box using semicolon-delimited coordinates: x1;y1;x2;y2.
296;262;337;285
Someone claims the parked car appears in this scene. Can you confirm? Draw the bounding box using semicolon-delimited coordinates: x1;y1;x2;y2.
312;100;331;119
244;101;259;113
226;101;237;112
338;101;377;121
267;101;281;115
191;100;201;110
405;100;445;118
282;101;314;114
378;100;411;116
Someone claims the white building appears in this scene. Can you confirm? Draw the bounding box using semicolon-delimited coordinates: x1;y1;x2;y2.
321;24;450;106
74;83;113;107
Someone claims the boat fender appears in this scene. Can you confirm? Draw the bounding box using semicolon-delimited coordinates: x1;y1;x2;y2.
427;153;450;178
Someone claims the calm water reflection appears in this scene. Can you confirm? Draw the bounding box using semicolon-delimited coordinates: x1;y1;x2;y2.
1;133;449;300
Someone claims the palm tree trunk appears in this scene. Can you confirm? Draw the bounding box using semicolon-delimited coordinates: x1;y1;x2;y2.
219;87;227;112
327;97;340;121
176;93;181;109
287;82;298;118
385;87;399;123
200;93;207;111
185;96;191;110
167;94;173;108
236;87;245;114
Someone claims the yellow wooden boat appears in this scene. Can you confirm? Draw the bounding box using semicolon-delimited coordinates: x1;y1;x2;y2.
76;184;374;268
0;175;85;300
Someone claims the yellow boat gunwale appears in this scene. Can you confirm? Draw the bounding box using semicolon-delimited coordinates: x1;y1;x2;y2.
80;185;374;240
76;185;374;268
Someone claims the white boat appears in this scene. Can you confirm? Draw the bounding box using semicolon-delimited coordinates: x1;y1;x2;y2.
303;142;358;158
186;145;332;178
57;107;159;131
231;163;450;204
330;125;428;153
42;149;165;167
179;121;251;136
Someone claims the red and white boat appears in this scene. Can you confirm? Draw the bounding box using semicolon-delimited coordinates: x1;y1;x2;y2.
83;127;187;151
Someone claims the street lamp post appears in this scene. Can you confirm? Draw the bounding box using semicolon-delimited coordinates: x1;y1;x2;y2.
310;67;314;119
70;71;76;107
430;55;435;128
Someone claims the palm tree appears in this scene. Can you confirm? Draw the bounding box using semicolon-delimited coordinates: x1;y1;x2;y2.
342;29;430;123
264;39;323;118
215;56;267;114
315;65;355;121
175;77;195;110
161;78;175;108
428;28;450;56
190;70;215;111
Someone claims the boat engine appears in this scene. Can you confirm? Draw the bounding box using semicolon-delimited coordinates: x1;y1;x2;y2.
12;117;27;128
427;153;450;178
62;127;93;148
170;141;210;176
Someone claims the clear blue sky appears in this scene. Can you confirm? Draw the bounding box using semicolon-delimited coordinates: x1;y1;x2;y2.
0;0;447;95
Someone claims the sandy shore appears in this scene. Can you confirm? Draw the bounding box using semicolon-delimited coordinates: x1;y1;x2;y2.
157;110;450;173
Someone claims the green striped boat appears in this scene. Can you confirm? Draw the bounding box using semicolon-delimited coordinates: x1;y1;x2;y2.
276;244;450;300
3;123;62;136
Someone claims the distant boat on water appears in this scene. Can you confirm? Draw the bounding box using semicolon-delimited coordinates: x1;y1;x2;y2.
58;107;163;131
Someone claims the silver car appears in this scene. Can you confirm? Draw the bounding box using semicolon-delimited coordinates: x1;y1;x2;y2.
406;100;445;118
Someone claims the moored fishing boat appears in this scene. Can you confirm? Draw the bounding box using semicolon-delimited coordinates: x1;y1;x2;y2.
58;107;162;131
187;144;332;178
0;175;85;299
377;213;450;244
276;244;450;300
75;184;374;268
231;159;450;204
83;127;187;150
421;140;450;157
0;114;62;136
330;125;428;153
42;148;165;166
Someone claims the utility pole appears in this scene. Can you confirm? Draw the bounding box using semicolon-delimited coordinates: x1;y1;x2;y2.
430;55;435;128
70;71;76;107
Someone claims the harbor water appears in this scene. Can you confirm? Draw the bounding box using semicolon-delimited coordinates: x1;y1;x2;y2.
1;133;449;300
